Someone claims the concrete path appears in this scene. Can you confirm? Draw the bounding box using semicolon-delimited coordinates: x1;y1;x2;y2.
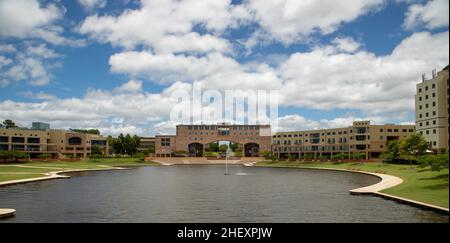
0;209;15;218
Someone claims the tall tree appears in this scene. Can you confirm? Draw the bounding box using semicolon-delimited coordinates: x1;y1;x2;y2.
2;119;16;128
400;134;429;168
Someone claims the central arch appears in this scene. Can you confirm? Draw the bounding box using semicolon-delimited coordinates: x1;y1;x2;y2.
188;143;204;157
244;143;260;157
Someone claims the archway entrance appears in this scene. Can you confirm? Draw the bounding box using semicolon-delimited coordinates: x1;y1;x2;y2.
205;141;242;158
244;143;260;157
188;143;204;157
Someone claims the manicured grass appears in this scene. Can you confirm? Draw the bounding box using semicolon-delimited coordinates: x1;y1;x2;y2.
0;166;56;173
0;158;159;183
256;161;449;209
0;174;48;182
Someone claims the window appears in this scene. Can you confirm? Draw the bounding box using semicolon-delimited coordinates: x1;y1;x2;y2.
433;111;436;116
161;138;171;146
0;136;8;143
68;137;82;145
419;105;422;110
12;137;25;143
419;97;422;101
418;88;422;93
432;84;436;89
432;93;436;98
27;138;40;144
433;102;436;107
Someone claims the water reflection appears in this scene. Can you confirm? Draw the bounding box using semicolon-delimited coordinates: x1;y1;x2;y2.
0;165;448;223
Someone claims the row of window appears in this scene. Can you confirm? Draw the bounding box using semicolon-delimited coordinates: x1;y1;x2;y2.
188;132;257;136
417;92;436;101
418;111;437;118
273;128;413;138
418;83;436;93
418;120;438;127
273;144;371;152
418;102;437;110
186;125;260;130
0;136;41;144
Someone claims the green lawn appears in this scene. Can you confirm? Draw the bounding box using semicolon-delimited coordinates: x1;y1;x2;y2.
256;161;449;209
0;158;159;183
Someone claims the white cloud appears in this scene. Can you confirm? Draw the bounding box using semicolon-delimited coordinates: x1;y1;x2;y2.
113;79;143;94
245;0;385;44
78;0;248;53
109;30;448;122
403;0;449;30
78;0;107;12
19;91;57;100
331;37;362;53
0;0;83;46
278;31;449;118
0;81;188;136
0;43;62;86
0;44;17;53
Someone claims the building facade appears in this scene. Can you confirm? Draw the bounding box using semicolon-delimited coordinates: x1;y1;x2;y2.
415;66;449;153
155;124;272;157
138;137;156;153
272;121;416;159
0;123;108;159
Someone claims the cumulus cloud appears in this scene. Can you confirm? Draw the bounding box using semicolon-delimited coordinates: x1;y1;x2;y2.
0;43;62;86
331;37;362;53
403;0;449;30
78;0;249;53
108;30;448;121
19;91;57;100
245;0;385;44
0;0;84;46
78;0;107;12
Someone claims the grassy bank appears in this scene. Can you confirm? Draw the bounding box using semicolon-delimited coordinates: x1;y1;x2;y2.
256;161;449;209
0;158;159;183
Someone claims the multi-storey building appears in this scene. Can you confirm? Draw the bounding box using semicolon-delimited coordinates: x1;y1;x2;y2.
415;66;449;153
138;137;156;153
0;123;108;159
272;121;415;159
155;124;272;157
0;127;58;158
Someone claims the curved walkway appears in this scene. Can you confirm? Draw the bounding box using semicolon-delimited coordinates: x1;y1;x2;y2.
0;208;15;218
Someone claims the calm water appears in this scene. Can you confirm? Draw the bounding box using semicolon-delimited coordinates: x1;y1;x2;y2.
0;165;447;223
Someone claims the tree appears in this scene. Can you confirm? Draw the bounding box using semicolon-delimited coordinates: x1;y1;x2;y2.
0;151;29;162
2;119;16;128
71;129;100;135
208;142;219;152
219;144;229;154
381;140;401;163
111;133;141;156
90;145;103;158
418;153;449;171
400;134;429;168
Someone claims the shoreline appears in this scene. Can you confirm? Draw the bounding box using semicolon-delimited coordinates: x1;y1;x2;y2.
254;164;449;214
1;163;448;218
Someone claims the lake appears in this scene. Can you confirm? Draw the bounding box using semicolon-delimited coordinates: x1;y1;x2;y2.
0;165;447;223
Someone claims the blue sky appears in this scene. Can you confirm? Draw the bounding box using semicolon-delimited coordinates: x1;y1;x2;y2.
0;0;448;135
